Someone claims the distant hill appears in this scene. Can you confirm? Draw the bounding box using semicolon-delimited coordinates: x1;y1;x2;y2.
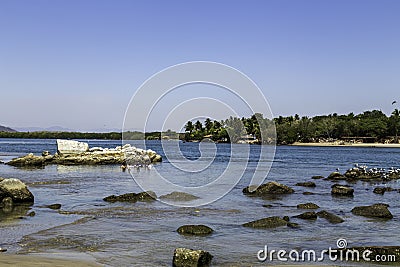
0;125;17;132
13;126;74;132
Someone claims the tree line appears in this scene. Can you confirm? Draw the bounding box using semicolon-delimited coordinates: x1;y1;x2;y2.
1;109;399;144
183;109;400;144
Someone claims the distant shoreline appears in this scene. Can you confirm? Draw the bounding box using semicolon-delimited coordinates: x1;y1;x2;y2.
291;142;400;148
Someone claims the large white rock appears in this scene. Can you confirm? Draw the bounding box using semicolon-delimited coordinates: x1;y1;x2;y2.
57;139;89;155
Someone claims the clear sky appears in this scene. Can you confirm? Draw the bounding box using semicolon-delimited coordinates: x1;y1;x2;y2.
1;0;399;131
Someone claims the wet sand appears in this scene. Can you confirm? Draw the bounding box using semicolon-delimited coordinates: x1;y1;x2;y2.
291;142;400;148
0;254;101;267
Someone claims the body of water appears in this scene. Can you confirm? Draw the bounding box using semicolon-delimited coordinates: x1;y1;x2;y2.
0;139;399;266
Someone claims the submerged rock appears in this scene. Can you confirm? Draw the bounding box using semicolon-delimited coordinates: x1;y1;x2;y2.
297;203;320;209
331;184;354;197
47;204;62;210
0;178;34;203
103;191;156;203
316;210;344;224
160;192;200;201
177;225;213;236
293;211;317;220
295;182;316;187
243;181;294;196
173;247;213;267
373;187;394;195
243;216;288;228
351;203;393;219
311;175;324;180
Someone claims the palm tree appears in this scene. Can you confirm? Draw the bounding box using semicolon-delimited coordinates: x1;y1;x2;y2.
391;109;400;142
195;120;203;131
185;121;194;134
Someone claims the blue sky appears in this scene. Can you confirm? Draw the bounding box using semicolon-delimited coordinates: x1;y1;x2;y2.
1;0;399;131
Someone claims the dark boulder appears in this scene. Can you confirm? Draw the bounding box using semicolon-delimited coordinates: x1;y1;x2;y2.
173;248;213;267
317;210;344;224
243;216;288;229
103;191;156;203
297;203;320;209
177;225;213;236
331;184;354;197
295;182;316;187
327;172;346;180
243;181;294;196
351;203;393;219
293;211;317;220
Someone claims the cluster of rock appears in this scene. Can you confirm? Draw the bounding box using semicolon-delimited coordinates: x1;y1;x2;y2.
7;139;162;167
327;165;400;182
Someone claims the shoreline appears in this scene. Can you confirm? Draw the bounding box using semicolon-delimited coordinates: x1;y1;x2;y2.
291;142;400;148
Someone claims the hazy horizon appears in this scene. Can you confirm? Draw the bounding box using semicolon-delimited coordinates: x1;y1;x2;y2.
1;0;399;132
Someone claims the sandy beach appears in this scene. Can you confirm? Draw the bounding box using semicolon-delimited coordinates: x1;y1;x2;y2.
0;254;101;267
291;142;400;148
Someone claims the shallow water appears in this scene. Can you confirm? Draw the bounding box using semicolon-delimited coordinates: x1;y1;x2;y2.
0;139;400;266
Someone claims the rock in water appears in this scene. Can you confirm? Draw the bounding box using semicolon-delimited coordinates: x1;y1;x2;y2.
316;210;344;223
295;182;316;187
351;203;393;219
103;191;157;203
159;192;200;201
0;178;34;203
47;204;62;210
7;153;45;167
177;225;213;236
327;172;346;180
57;139;89;155
243;181;294;195
173;248;213;267
331;184;354;197
293;211;317;220
242;216;288;228
297;203;320;209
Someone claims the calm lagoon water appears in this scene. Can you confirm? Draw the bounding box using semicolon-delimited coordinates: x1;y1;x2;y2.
0;139;399;266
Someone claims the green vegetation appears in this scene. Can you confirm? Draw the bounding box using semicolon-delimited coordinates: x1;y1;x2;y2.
183;109;400;144
1;109;399;145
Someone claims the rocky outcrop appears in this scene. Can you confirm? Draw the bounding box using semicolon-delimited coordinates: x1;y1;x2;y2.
173;248;213;267
103;191;156;203
7;153;46;167
293;211;317;220
297;203;320;209
0;178;34;203
243;216;289;228
311;175;324;179
7;140;162;167
351;203;393;219
243;182;294;196
295;182;316;187
316;210;344;224
159;192;200;201
331;184;354;197
177;225;213;236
